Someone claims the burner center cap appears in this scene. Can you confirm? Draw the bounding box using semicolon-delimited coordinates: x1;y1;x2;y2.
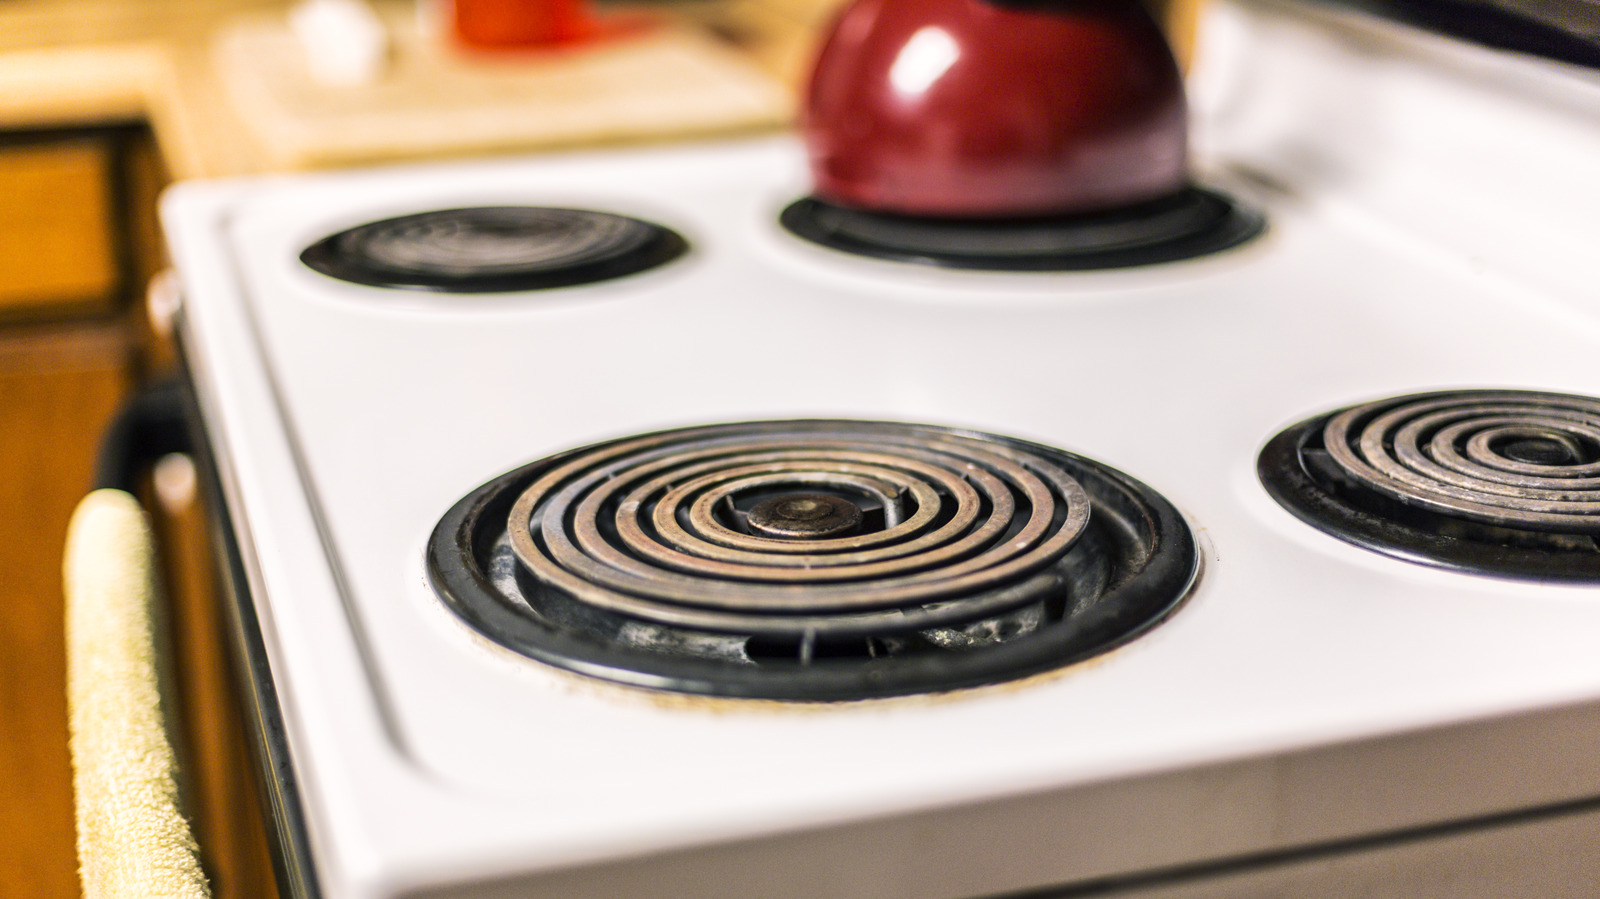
1497;434;1582;466
747;493;863;539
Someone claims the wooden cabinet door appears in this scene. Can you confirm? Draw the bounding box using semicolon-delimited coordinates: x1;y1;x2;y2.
0;136;121;321
0;323;130;898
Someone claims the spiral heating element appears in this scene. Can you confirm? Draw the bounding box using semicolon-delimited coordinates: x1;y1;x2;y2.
430;421;1196;699
1260;389;1600;579
1322;391;1600;531
503;426;1093;638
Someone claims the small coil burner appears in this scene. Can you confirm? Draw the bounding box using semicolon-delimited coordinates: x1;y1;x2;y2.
300;206;686;292
1259;389;1600;580
428;421;1198;700
779;189;1264;271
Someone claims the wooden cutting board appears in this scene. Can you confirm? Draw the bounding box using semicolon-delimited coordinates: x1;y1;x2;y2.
211;7;793;170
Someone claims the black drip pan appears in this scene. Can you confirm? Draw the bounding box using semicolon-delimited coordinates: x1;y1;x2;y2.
779;187;1263;271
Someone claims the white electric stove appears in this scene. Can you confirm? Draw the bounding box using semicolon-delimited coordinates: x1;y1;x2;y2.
161;0;1600;895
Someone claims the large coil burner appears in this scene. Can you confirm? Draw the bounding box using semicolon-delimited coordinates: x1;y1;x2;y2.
301;206;686;292
428;421;1198;700
1260;389;1600;580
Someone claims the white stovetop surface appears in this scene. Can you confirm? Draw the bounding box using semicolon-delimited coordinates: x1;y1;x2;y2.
162;1;1600;896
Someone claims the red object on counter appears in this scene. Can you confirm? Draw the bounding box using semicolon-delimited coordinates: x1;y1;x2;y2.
453;0;596;48
802;0;1189;218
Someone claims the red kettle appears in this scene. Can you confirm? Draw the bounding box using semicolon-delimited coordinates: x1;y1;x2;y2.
801;0;1189;219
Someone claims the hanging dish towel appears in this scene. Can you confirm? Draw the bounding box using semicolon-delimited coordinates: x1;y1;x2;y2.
64;488;210;899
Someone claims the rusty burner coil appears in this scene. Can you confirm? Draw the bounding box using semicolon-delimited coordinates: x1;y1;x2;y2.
1260;389;1600;580
429;421;1196;700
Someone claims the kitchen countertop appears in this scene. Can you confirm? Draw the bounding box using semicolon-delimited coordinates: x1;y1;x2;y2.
0;0;297;176
0;0;1198;179
0;0;823;178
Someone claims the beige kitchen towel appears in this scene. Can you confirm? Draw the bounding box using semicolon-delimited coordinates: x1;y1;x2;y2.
64;488;210;899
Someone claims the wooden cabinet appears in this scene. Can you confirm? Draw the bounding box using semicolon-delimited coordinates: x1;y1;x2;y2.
0;136;121;320
0;126;147;898
0;322;131;898
0;123;279;899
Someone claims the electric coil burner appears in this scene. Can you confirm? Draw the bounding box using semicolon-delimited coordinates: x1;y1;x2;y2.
779;189;1264;271
1260;389;1600;580
428;420;1197;700
300;206;687;292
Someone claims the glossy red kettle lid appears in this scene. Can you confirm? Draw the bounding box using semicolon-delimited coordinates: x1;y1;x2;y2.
802;0;1188;218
